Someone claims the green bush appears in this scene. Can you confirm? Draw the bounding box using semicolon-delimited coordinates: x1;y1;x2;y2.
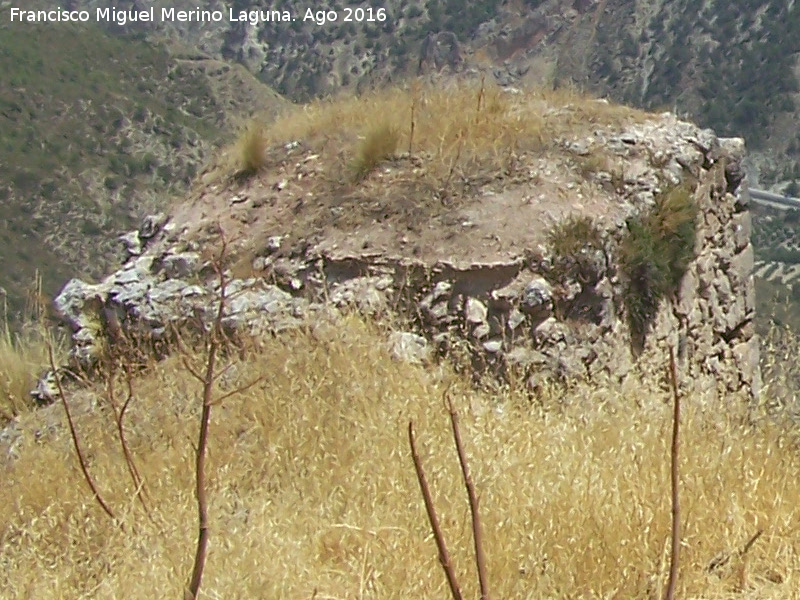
405;4;423;18
104;175;121;190
620;180;698;343
547;215;606;286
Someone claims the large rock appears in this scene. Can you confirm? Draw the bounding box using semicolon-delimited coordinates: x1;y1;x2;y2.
520;278;553;321
389;332;432;364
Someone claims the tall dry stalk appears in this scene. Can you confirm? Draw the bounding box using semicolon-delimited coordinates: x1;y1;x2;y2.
440;130;464;203
409;80;419;155
47;345;116;521
475;73;486;123
446;393;490;600
183;238;229;600
183;232;264;599
409;389;492;600
408;421;464;600
105;364;150;513
664;346;681;600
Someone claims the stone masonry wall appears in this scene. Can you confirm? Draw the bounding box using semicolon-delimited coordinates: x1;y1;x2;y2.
43;118;759;401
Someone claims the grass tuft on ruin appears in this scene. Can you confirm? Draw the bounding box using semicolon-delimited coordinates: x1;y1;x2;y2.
547;214;607;286
233;125;269;178
238;80;651;184
351;123;400;182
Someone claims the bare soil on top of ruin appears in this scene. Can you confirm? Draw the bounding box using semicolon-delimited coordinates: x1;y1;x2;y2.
169;141;632;268
163;83;659;268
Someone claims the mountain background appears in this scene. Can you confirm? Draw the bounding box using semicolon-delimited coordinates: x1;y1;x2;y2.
3;0;800;327
0;2;287;319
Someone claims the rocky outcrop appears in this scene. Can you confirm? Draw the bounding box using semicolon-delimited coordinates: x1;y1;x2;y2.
41;113;760;402
418;32;464;74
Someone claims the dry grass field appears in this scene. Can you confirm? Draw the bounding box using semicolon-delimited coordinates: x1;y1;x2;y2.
0;327;45;425
2;315;800;599
219;80;649;182
1;80;796;599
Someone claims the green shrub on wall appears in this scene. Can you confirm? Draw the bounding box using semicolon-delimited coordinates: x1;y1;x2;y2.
621;180;698;346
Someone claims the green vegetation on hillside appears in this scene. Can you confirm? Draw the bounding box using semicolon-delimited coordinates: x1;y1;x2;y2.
429;0;502;38
0;23;217;195
0;22;281;322
752;209;800;262
584;0;799;180
696;0;800;147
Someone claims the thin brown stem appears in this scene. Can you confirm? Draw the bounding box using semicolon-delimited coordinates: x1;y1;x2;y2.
186;232;229;600
740;529;764;556
181;356;205;383
117;366;150;510
120;369;144;485
664;346;681;600
441;132;464;203
105;369;148;513
185;338;216;600
47;345;116;521
409;82;417;156
476;73;486;122
446;393;490;600
210;375;265;406
99;310;150;514
408;421;464;600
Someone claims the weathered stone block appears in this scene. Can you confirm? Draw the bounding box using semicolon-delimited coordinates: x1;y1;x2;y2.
730;211;752;252
465;297;488;324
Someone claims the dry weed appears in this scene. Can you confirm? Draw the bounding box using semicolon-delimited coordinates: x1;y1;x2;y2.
351;123;400;182
0;330;46;423
0;277;64;425
1;316;799;598
234;124;268;177
258;81;651;182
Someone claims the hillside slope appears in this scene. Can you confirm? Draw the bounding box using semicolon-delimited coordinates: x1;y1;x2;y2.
36;0;800;187
0;20;287;320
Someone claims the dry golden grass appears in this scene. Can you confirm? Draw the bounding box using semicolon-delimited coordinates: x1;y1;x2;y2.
2;315;800;598
351;123;400;182
573;150;624;186
0;304;63;425
0;329;42;424
226;80;650;183
233;124;269;177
